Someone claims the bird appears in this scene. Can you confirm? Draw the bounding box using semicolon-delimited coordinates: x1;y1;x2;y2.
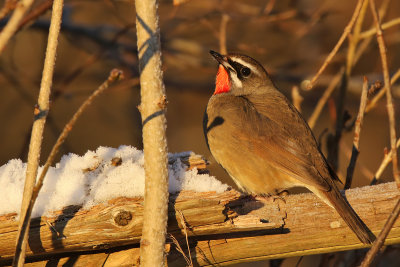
203;50;374;244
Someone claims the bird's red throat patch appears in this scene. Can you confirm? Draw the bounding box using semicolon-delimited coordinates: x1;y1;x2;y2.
214;65;231;95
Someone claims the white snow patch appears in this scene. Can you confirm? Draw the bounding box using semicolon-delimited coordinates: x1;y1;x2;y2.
0;146;228;218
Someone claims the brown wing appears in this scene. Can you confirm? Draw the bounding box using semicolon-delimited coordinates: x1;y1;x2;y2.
236;92;333;191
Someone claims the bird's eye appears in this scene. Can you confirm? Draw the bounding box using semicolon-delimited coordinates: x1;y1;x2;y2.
240;67;251;77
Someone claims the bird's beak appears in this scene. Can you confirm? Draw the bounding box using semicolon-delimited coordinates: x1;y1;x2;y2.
209;50;234;72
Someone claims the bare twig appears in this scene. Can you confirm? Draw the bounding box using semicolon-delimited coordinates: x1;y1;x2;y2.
365;69;400;113
359;17;400;39
371;138;400;185
353;0;391;65
346;0;369;75
12;0;64;266
369;0;400;186
291;86;303;113
360;199;400;267
307;0;392;129
307;68;344;130
0;0;17;20
219;13;230;54
30;69;123;218
345;77;369;189
303;0;365;90
17;0;54;32
0;0;35;54
262;0;276;15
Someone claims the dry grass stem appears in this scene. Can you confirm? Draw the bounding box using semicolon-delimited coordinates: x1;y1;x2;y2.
12;1;64;266
360;199;400;267
365;69;400;113
345;77;369;189
369;0;400;186
304;0;365;90
169;234;192;267
307;68;344;130
0;0;35;54
178;210;193;267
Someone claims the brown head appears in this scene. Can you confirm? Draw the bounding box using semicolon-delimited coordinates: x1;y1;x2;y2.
210;50;275;96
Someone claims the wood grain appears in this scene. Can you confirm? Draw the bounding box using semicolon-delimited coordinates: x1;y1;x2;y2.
0;182;399;266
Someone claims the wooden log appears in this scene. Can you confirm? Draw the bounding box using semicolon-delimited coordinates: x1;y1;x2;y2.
0;182;399;266
0;189;278;263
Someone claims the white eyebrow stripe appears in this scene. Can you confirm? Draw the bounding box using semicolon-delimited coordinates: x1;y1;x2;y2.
230;72;243;88
230;57;261;76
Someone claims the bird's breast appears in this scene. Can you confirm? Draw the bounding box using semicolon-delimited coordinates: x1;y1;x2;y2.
204;94;302;195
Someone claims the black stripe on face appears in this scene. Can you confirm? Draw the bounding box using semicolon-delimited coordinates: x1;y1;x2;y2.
227;58;247;80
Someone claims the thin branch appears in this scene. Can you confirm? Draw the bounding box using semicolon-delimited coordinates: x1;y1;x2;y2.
307;68;344;130
262;0;276;15
219;13;230;54
359;17;400;39
369;0;400;186
307;0;392;129
371;138;400;185
345;77;369;189
12;0;64;266
0;0;35;54
30;68;123;218
346;0;369;75
360;199;400;267
0;0;17;20
16;0;54;32
304;0;365;90
365;69;400;113
353;0;391;65
291;86;303;113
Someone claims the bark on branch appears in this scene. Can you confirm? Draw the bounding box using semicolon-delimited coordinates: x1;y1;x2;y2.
0;179;399;266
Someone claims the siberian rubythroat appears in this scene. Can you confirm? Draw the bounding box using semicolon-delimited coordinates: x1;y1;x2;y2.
203;50;374;244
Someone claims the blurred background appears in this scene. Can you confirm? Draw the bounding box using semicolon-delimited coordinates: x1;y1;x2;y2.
1;0;400;266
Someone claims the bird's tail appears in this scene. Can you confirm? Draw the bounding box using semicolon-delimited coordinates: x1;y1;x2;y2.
320;184;375;244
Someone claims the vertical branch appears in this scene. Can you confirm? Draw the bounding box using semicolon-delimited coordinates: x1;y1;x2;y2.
12;0;64;266
345;77;369;189
291;86;303;113
219;13;230;54
369;0;400;186
17;70;123;259
135;0;169;266
0;0;35;54
346;0;369;75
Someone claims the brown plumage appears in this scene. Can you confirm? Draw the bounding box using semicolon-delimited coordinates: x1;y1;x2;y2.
203;50;374;244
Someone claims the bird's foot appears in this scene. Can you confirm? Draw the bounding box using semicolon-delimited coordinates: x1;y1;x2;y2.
261;190;289;204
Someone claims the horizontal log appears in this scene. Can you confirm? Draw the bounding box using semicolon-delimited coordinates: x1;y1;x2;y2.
0;189;280;263
1;182;399;266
